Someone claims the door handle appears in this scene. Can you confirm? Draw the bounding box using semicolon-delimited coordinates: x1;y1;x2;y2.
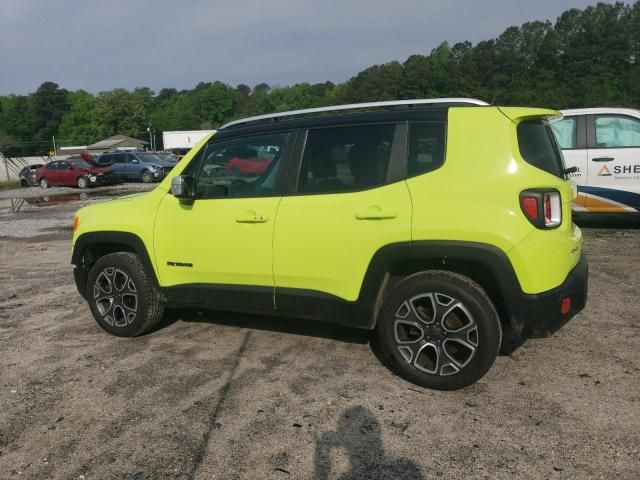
235;213;268;223
591;157;614;162
355;206;397;220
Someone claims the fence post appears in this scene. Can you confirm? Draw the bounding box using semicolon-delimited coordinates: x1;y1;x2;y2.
1;153;10;182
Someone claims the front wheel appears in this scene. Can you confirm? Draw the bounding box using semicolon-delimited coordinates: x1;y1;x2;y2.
376;271;501;390
77;176;89;189
86;252;164;337
141;170;153;183
39;177;49;189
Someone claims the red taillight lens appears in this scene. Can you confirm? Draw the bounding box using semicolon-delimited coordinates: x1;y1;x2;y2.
73;216;79;232
521;196;539;222
520;190;562;228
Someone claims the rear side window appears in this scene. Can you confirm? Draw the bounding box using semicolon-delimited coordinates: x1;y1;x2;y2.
517;120;564;178
299;124;394;194
408;122;446;176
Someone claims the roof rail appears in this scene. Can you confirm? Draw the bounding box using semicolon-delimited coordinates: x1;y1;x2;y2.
219;97;489;130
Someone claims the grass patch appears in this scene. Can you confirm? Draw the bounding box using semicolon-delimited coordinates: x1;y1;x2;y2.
0;180;21;191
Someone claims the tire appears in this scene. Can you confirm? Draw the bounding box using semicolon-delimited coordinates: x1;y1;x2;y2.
39;177;49;189
376;271;501;390
21;179;29;188
86;252;164;337
77;176;89;189
141;170;153;183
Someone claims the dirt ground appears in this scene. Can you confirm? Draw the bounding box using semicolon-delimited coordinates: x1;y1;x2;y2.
0;185;639;479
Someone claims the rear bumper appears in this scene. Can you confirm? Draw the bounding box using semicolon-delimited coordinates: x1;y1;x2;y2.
503;254;588;350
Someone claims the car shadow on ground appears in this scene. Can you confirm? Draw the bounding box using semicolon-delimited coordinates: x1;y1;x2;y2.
159;307;373;345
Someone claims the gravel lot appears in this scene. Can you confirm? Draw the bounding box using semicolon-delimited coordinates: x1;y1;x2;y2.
0;185;639;479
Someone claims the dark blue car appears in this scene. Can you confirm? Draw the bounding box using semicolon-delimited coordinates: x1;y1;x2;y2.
96;151;176;183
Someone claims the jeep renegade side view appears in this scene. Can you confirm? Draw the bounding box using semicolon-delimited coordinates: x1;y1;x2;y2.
71;99;588;390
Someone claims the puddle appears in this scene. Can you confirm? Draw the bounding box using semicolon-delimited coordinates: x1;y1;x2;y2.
0;190;124;215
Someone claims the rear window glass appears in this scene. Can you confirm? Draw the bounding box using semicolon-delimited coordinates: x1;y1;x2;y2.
517;120;564;178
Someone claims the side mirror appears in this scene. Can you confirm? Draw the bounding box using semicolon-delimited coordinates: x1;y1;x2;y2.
171;175;195;201
131;159;139;164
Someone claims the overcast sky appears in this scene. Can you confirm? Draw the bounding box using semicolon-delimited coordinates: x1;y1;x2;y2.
0;0;613;95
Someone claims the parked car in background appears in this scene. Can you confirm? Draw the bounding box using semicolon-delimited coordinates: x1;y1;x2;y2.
96;151;176;183
19;164;44;187
551;107;640;213
36;159;116;188
225;145;275;175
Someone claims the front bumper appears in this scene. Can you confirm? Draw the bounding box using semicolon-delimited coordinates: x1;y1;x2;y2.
503;254;588;350
74;265;89;299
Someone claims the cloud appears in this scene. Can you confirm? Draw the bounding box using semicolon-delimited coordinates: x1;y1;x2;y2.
0;0;612;95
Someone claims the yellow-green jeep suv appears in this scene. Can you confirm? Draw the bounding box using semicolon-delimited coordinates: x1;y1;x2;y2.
71;99;588;390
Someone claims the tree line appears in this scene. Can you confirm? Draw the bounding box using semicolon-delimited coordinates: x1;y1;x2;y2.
0;1;638;156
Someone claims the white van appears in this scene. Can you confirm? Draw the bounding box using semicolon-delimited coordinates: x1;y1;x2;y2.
551;108;640;213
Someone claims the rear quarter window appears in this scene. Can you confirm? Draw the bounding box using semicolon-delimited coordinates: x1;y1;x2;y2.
517;120;564;178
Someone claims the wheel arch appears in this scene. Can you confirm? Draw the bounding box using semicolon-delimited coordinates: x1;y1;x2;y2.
72;231;160;298
359;241;523;348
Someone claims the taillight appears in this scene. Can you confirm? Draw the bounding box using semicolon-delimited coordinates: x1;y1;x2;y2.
519;189;562;228
73;215;79;232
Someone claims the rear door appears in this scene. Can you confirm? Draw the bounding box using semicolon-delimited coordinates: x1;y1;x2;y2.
551;115;588;209
109;154;127;180
585;114;640;212
273;123;412;311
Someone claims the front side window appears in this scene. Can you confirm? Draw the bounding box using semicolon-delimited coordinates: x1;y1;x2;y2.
408;122;446;176
299;124;394;194
595;115;640;148
517;120;564;178
194;132;290;198
550;117;577;149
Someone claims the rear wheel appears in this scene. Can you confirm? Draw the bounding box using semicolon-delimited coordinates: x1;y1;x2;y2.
141;170;153;183
86;252;164;337
77;176;89;189
377;271;501;390
39;177;49;189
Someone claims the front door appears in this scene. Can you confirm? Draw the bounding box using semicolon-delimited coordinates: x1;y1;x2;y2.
153;131;294;310
585;114;640;212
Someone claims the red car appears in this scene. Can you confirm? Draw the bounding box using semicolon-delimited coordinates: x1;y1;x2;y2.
226;148;273;175
36;159;116;189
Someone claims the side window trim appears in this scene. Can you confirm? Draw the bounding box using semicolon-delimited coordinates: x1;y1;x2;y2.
576;115;587;149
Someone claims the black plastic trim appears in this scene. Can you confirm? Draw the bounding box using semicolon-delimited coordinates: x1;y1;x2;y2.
163;284;274;313
71;231;161;293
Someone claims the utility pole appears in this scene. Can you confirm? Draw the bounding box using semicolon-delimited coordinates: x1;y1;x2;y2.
147;124;153;151
52;136;57;157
